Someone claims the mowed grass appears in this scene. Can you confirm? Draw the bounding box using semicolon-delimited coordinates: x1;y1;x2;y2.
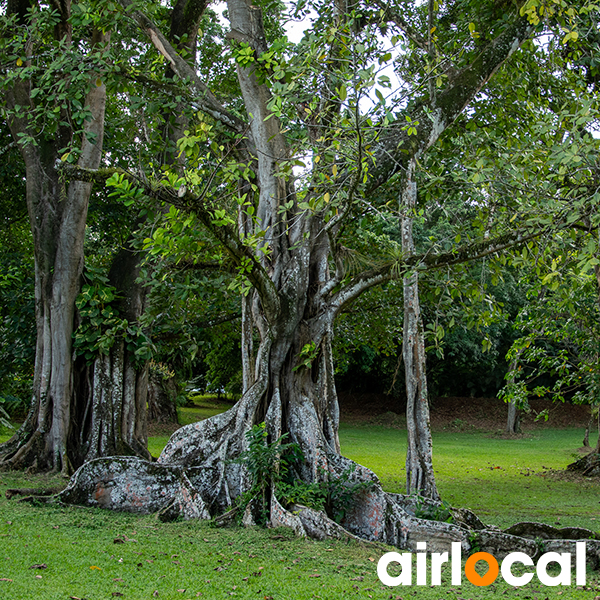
0;472;598;600
0;404;599;598
339;424;600;530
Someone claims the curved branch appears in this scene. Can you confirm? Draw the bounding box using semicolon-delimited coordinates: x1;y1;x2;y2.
327;221;567;317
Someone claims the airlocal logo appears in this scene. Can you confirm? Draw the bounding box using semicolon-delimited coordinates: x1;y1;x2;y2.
377;542;586;587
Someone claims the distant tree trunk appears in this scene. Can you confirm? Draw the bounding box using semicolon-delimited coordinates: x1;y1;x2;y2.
583;415;591;447
505;351;523;434
400;158;439;500
147;373;179;424
506;397;521;434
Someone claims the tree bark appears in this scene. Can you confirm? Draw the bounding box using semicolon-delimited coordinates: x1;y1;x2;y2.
505;358;522;434
147;372;179;424
506;397;521;434
401;158;439;500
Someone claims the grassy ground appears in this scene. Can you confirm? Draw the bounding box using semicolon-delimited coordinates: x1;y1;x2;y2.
340;424;599;530
0;472;598;600
0;401;599;598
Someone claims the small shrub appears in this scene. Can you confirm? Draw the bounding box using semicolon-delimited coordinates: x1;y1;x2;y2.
229;423;302;525
231;423;375;526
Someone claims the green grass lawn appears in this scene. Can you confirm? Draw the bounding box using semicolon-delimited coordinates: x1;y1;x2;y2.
0;405;599;598
340;424;599;530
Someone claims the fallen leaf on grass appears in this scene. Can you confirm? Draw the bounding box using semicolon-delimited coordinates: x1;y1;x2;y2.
35;575;42;579
111;593;124;597
29;563;47;569
0;578;13;582
309;574;321;578
90;565;102;570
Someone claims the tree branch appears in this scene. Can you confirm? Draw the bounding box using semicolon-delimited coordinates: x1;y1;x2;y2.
114;0;246;134
57;162;282;322
328;221;564;316
367;12;533;192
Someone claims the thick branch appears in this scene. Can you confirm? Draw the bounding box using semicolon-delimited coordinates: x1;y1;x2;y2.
328;223;557;315
57;162;281;323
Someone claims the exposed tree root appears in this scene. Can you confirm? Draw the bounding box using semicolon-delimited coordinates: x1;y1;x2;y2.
568;449;600;477
5;487;64;500
14;447;600;570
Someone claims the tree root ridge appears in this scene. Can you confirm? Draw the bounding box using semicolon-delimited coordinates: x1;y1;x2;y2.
15;451;599;570
568;449;600;477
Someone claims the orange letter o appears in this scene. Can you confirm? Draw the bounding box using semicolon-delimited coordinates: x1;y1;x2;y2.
464;552;499;587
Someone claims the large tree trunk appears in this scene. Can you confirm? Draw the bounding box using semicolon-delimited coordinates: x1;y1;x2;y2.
0;18;109;473
401;158;439;500
1;0;212;472
77;0;209;448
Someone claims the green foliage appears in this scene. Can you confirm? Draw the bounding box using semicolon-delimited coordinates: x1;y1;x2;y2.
0;129;34;407
468;531;481;555
0;2;116;158
229;423;302;526
323;465;375;524
74;266;152;364
293;341;319;371
413;495;454;524
275;478;327;512
230;423;374;526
